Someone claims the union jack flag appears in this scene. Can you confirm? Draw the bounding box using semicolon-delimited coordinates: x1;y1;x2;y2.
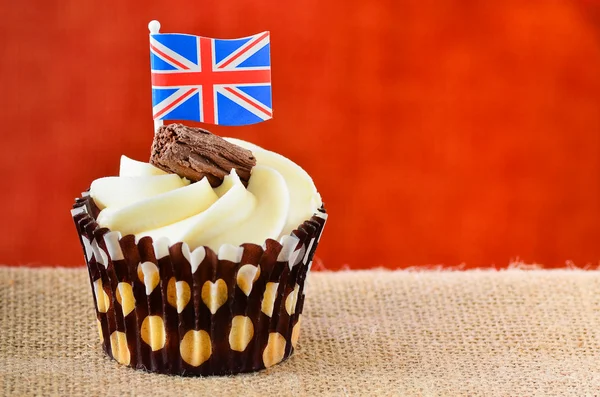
150;31;272;126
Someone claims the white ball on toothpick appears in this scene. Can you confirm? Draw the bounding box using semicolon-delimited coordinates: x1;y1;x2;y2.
148;20;161;34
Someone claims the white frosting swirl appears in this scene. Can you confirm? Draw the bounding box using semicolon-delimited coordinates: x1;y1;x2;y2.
91;139;322;252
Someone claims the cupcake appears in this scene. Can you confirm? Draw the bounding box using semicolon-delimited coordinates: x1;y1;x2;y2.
71;124;327;375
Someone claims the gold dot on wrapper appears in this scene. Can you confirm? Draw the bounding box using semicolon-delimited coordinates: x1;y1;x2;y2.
97;319;103;343
261;282;279;317
180;330;212;367
166;277;176;308
201;279;228;314
110;331;131;365
140;315;166;351
262;332;286;368
138;262;160;295
136;264;144;282
291;316;302;348
167;277;191;313
236;264;261;296
115;282;136;316
229;316;254;352
285;284;300;316
93;279;110;313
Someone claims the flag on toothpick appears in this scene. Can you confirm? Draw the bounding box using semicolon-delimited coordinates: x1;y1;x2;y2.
149;21;272;126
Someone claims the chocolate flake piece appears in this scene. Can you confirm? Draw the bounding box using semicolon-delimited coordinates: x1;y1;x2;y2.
150;124;256;186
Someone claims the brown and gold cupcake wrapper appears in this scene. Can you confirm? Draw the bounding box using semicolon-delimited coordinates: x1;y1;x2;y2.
71;194;327;376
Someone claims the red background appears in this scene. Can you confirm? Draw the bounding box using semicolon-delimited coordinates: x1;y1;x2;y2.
1;1;599;269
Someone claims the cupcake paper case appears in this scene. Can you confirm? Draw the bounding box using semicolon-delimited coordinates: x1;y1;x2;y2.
70;129;327;376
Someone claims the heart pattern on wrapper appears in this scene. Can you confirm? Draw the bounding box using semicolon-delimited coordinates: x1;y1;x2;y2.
166;277;191;313
201;279;228;315
138;262;160;295
236;264;261;296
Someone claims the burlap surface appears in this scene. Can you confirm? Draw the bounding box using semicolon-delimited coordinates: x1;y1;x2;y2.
1;267;599;396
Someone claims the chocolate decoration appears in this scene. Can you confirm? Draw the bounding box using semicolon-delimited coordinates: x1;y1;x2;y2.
150;124;256;187
72;194;327;376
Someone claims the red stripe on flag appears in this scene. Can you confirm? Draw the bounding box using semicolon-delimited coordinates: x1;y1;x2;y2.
218;32;269;69
151;69;271;87
154;88;197;119
199;37;215;124
150;44;191;70
223;87;272;117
